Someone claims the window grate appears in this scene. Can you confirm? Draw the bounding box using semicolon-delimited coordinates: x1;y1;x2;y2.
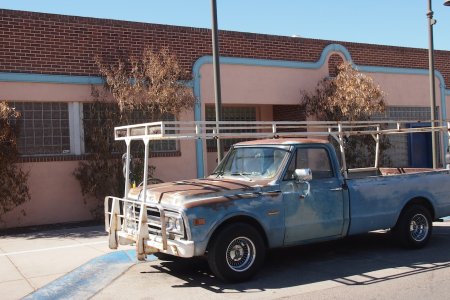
82;103;177;153
205;106;257;151
372;106;435;167
11;102;70;156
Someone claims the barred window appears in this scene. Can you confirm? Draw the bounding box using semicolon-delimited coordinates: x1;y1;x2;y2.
11;102;70;156
372;106;435;167
82;103;177;153
206;106;257;151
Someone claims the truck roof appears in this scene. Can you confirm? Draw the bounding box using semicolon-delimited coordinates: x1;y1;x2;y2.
235;138;329;146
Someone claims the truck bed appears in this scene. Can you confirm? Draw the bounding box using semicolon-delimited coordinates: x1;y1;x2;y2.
346;168;450;236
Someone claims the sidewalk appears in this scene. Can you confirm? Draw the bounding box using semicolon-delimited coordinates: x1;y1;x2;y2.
0;224;132;299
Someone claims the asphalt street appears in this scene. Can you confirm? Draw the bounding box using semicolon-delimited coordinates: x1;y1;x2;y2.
3;223;450;299
93;223;450;300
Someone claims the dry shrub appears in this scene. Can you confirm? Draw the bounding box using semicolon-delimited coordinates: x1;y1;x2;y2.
0;101;30;218
301;62;385;121
74;48;194;218
300;62;389;168
97;48;195;114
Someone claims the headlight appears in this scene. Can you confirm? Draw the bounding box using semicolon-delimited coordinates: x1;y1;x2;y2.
123;202;138;233
165;215;184;236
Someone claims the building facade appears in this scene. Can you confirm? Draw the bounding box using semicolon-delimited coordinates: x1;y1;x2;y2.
1;9;449;228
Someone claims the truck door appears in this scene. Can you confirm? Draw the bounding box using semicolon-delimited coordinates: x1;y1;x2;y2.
281;146;345;245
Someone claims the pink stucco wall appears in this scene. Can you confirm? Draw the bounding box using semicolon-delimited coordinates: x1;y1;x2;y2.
1;145;197;229
1;82;198;228
368;72;442;111
0;82;95;102
200;61;443;111
446;95;450;121
1;161;96;228
200;63;329;105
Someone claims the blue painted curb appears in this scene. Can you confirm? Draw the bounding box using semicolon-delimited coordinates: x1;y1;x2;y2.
23;250;156;299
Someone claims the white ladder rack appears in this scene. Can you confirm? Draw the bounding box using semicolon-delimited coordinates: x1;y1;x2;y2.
116;120;449;193
115;120;447;141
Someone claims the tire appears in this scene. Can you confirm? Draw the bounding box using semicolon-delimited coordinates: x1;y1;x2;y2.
394;204;433;249
207;222;266;282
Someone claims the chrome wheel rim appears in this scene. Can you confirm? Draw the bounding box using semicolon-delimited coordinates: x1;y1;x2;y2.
226;237;256;272
409;213;429;242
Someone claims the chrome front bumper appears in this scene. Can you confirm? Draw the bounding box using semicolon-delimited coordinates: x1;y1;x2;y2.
105;196;194;259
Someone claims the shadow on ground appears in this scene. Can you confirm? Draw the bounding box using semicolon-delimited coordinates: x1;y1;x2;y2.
0;222;105;240
140;224;450;294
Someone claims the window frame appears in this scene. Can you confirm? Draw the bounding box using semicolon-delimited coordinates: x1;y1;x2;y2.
10;101;72;157
81;102;178;154
282;145;335;181
205;105;258;151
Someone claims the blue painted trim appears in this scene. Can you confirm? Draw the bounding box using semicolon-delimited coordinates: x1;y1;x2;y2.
192;63;204;178
24;250;157;299
0;73;195;88
0;72;104;85
192;44;352;74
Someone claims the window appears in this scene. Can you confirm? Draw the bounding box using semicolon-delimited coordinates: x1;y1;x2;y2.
11;102;70;156
372;106;435;167
82;103;177;153
213;146;289;179
206;106;257;151
284;148;333;180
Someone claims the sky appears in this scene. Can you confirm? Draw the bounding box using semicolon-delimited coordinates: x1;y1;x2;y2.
1;0;450;50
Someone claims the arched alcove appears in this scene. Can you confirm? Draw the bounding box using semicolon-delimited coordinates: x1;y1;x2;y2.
328;53;344;77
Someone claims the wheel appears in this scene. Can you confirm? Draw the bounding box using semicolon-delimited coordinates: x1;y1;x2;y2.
394;204;432;249
207;222;266;282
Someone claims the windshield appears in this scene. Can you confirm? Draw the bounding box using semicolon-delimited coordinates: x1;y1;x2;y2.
212;146;290;180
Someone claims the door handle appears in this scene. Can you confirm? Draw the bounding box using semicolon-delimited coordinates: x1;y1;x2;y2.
329;187;343;191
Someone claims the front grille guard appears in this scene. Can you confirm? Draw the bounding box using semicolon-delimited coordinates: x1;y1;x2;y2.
104;196;168;258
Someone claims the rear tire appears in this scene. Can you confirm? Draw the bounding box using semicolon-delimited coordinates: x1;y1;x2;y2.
207;222;266;282
394;204;432;249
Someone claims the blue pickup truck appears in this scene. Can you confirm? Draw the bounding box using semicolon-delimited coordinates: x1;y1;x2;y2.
106;134;450;282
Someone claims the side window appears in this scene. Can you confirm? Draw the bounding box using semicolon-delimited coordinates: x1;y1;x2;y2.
206;106;257;151
284;155;296;180
11;102;70;156
284;147;334;180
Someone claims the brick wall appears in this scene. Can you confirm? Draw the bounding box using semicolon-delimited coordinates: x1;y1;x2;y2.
1;9;449;86
328;54;344;78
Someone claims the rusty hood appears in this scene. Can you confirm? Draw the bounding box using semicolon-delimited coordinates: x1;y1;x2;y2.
128;177;272;208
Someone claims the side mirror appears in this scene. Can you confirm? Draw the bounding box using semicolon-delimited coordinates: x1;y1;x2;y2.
294;168;312;182
294;168;312;199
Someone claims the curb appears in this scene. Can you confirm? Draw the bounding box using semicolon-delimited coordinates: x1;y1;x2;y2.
23;250;156;299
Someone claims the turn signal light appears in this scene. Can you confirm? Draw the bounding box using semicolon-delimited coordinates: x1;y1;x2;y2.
193;218;206;226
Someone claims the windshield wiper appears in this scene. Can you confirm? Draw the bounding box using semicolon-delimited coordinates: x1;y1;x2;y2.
211;170;224;178
230;172;252;181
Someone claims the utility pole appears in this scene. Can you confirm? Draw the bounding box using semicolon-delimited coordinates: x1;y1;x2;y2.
427;0;438;168
211;0;224;162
